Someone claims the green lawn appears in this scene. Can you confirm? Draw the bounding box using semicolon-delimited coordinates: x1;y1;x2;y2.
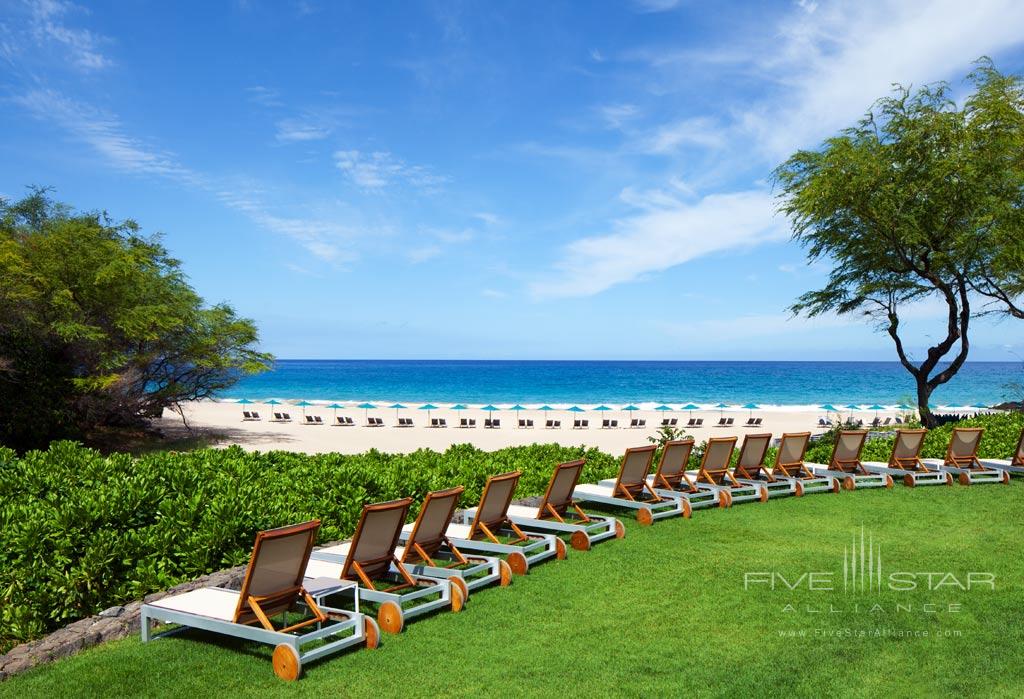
4;483;1023;698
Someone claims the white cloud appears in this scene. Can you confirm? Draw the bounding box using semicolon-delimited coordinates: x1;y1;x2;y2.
636;116;725;153
632;0;682;13
598;103;640;129
589;48;606;63
23;0;111;70
406;245;442;264
482;288;508;299
473;212;501;226
531;189;785;298
275;117;331;142
334;150;448;191
245;85;283;107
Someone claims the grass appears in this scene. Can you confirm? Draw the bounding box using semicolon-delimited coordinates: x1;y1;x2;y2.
4;482;1023;698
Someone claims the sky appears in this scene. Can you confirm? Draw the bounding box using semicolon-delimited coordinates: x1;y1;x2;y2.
2;0;1024;361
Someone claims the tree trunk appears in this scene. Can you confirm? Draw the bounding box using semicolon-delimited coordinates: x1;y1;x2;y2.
916;376;936;428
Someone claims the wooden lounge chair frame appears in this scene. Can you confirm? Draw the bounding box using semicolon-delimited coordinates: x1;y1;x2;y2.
979;427;1024;476
732;433;795;499
763;432;839;496
305;499;460;635
806;431;893;490
484;460;623;551
575;445;689;524
644;439;725;511
861;429;951;487
142;520;376;681
396;486;509;592
689;436;767;505
922;428;1009;485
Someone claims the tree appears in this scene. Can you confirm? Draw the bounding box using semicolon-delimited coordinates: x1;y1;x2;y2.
774;60;1024;427
0;189;272;449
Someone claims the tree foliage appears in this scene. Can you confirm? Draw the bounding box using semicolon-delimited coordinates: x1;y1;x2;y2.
0;189;272;449
774;59;1024;426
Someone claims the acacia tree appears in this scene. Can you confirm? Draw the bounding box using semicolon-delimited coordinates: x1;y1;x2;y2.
0;189;272;449
774;60;1024;427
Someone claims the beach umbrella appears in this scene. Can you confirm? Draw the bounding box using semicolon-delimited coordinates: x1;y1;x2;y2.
481;404;499;411
388;403;407;420
592;405;612;411
538;405;554;411
326;402;344;419
295;399;313;416
843;403;860;420
655;405;674;412
819;404;836;412
419;403;439;422
742;402;760;419
867;404;885;418
509;404;526;421
715;402;729;417
266;398;281;410
452;404;468;412
622;404;640;421
567;406;585;413
237;398;254;405
896;403;913;410
681;403;699;412
356;402;376;421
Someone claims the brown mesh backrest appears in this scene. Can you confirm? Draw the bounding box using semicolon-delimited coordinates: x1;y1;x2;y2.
654;440;694;488
469;471;521;536
830;431;867;472
735;433;771;477
946;427;983;465
615;445;657;497
537;460;585;519
402;487;463;563
889;429;927;469
1014;428;1024;466
697;437;737;485
340;499;412;582
773;432;810;476
234;520;320;623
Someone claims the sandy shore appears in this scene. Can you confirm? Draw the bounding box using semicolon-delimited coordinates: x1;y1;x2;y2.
157;400;920;455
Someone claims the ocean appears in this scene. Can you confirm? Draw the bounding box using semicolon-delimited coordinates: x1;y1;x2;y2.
221;360;1022;408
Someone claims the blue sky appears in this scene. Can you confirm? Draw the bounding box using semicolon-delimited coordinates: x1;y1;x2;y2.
2;0;1024;361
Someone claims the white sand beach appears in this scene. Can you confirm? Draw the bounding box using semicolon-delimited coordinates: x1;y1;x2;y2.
158;400;920;455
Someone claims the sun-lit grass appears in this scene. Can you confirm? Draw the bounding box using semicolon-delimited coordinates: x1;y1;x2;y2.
3;483;1023;697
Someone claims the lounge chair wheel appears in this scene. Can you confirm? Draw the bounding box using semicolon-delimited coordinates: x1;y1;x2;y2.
843;476;856;491
958;473;971;486
636;508;654;526
945;473;953;486
377;601;404;634
830;479;840;494
570;530;591;551
759;486;768;503
717;491;729;508
884;475;894;488
903;474;915;488
449;576;469;604
681;500;692;519
614;520;626;538
507;551;529;576
795;481;805;497
554;538;567;560
450;581;466;613
498;559;513;586
1002;472;1011;485
363;617;381;650
272;644;301;681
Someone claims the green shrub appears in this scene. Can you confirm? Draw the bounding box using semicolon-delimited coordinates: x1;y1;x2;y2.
0;441;618;651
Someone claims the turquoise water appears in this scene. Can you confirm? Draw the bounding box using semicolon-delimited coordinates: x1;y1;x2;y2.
222;360;1022;407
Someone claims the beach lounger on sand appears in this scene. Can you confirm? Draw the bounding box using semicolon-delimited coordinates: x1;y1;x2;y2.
861;429;951;487
741;432;838;496
689;436;766;505
142;520;376;681
921;428;1010;485
979;427;1024;477
575;445;689;523
428;471;563;574
807;430;893;490
644;439;725;511
472;460;622;551
518;419;528;428
732;433;795;499
395;486;510;592
304;499;461;636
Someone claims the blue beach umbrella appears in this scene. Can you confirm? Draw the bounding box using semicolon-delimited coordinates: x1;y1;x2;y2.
419;403;439;421
538;405;554;411
896;403;913;411
867;404;885;418
819;404;837;412
266;398;281;409
237;398;254;405
715;402;729;417
568;406;585;413
356;402;376;420
509;404;526;420
452;404;468;411
481;404;499;411
655;405;673;412
295;399;313;416
742;402;760;418
326;402;344;419
622;405;640;421
388;403;407;420
592;405;612;411
681;403;699;412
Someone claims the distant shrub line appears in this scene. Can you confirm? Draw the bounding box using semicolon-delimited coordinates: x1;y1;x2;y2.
1;412;1020;652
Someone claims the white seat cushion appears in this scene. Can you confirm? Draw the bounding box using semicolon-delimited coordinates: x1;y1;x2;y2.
573;483;614;497
444;522;472;539
304;557;344;579
148;587;238;621
506;504;542;518
316;541;352;556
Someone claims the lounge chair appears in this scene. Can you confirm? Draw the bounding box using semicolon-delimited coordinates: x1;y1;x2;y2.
413;472;562;575
716;418;727;427
573;419;582;429
314;416;324;424
526;419;534;428
396;486;510;592
979;427;1024;477
468;419;476;428
629;418;639;428
744;418;756;427
274;412;286;422
366;418;377;427
518;419;528;428
610;419;618;428
882;417;892;426
921;428;1010;485
545;420;554;429
580;419;588;428
304;499;461;635
694;418;703;427
574;445;689;523
459;418;470;428
670;418;678;426
438;418;448;428
305;416;316;425
334;416;346;426
484;419;493;428
861;429;951;487
661;419;672;427
725;418;734;427
754;417;762;426
685;418;696;427
242;410;261;421
732;433;795;499
601;419;611;429
817;418;827;427
644;439;725;511
471;460;622;551
744;432;838;496
806;430;893;490
345;417;355;425
895;416;904;424
430;418;439;428
637;419;646;428
142;521;375;681
690;436;767;505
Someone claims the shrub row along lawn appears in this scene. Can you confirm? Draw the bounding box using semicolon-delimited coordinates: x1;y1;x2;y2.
3;481;1022;697
0;412;1021;653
